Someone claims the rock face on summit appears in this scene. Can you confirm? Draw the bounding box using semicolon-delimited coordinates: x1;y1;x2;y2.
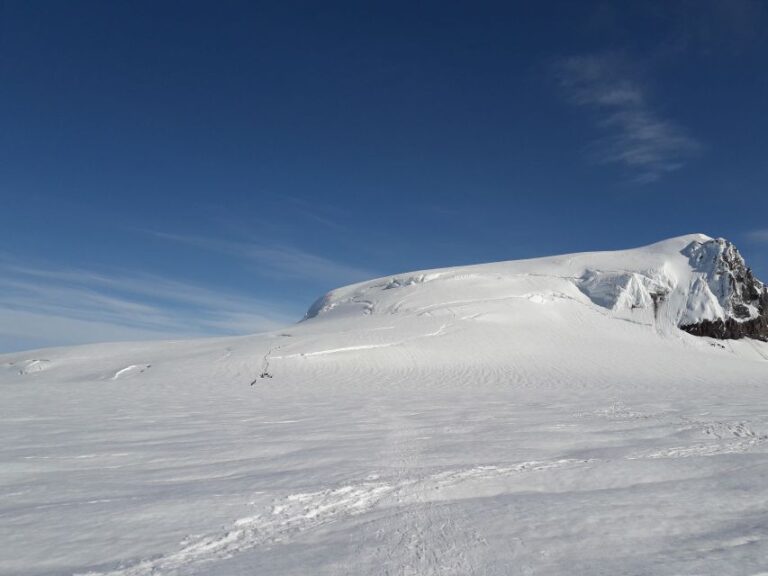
679;238;768;341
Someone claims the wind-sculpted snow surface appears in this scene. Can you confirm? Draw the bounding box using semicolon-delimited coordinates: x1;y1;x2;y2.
2;234;768;576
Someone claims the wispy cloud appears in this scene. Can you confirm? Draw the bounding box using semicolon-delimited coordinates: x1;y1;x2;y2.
557;54;702;183
663;0;766;56
0;229;378;352
745;229;768;243
0;260;297;351
276;194;349;231
148;232;377;285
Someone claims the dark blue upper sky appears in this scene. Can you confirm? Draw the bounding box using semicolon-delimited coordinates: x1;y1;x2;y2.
2;0;767;351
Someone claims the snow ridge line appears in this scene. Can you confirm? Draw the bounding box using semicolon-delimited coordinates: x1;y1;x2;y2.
271;323;451;360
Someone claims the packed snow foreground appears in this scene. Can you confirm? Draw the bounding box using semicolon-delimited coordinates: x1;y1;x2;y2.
2;233;768;576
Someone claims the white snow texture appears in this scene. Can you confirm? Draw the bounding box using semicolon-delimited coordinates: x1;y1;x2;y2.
2;234;768;576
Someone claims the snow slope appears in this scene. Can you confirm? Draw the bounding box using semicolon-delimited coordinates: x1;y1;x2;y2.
2;234;768;576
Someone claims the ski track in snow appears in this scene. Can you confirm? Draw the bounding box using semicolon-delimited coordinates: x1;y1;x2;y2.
76;457;593;576
75;412;768;576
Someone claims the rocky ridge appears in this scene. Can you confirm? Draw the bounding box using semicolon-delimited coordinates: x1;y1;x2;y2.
680;238;768;341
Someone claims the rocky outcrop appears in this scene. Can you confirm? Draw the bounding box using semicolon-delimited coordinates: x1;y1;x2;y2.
679;238;768;341
681;316;768;341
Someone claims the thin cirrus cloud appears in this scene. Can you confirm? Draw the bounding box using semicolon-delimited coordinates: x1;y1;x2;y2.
745;229;768;243
556;54;702;183
149;231;377;286
0;260;297;352
0;234;377;352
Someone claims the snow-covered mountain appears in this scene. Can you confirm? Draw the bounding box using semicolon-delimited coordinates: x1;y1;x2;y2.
2;235;768;576
306;233;768;341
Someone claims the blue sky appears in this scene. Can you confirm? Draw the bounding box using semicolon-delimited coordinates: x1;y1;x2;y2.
2;1;768;351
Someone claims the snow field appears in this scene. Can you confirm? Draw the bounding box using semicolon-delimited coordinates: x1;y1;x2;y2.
2;234;768;575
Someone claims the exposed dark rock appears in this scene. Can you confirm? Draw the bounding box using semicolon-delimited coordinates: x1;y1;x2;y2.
680;238;768;341
681;316;768;342
760;290;768;315
732;303;751;319
650;290;667;318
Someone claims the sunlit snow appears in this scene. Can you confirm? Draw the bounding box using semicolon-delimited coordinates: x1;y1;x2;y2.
2;234;768;575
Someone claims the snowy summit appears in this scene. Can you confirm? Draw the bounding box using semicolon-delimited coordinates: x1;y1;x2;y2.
307;233;768;341
2;234;768;576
